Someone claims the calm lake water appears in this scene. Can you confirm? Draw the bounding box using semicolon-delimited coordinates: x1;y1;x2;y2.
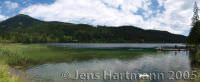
25;43;194;82
47;43;186;49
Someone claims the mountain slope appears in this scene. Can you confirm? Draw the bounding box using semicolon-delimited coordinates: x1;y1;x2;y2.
0;14;186;43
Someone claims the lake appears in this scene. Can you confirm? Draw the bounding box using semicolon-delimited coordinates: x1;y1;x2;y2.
47;43;186;49
24;43;195;82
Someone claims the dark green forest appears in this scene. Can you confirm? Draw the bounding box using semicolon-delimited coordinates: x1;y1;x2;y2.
187;21;200;44
0;14;186;43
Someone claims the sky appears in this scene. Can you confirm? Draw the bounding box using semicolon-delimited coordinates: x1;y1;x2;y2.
0;0;198;36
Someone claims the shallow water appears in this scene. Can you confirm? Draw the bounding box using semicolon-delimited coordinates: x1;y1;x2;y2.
25;51;193;82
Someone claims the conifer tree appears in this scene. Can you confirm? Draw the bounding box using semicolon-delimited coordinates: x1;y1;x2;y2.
187;2;200;44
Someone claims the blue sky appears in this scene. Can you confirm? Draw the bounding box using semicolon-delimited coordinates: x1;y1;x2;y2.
0;0;197;35
0;0;54;16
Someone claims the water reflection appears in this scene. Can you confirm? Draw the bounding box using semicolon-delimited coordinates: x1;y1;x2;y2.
25;51;192;82
48;43;186;49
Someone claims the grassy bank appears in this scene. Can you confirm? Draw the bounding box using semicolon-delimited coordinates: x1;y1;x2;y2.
0;62;21;82
195;49;200;82
190;47;200;82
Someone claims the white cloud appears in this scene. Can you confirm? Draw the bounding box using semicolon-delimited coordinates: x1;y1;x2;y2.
143;0;193;35
0;15;8;21
4;1;19;9
20;0;196;35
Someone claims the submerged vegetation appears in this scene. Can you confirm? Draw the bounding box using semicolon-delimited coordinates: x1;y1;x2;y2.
0;44;157;67
0;43;157;82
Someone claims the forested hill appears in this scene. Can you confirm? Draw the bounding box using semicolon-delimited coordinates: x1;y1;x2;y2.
0;14;186;43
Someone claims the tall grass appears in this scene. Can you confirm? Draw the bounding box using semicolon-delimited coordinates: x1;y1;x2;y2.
0;63;21;82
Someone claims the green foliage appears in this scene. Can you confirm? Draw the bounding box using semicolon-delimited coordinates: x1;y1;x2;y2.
0;14;186;43
189;47;200;82
0;64;21;82
187;21;200;44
